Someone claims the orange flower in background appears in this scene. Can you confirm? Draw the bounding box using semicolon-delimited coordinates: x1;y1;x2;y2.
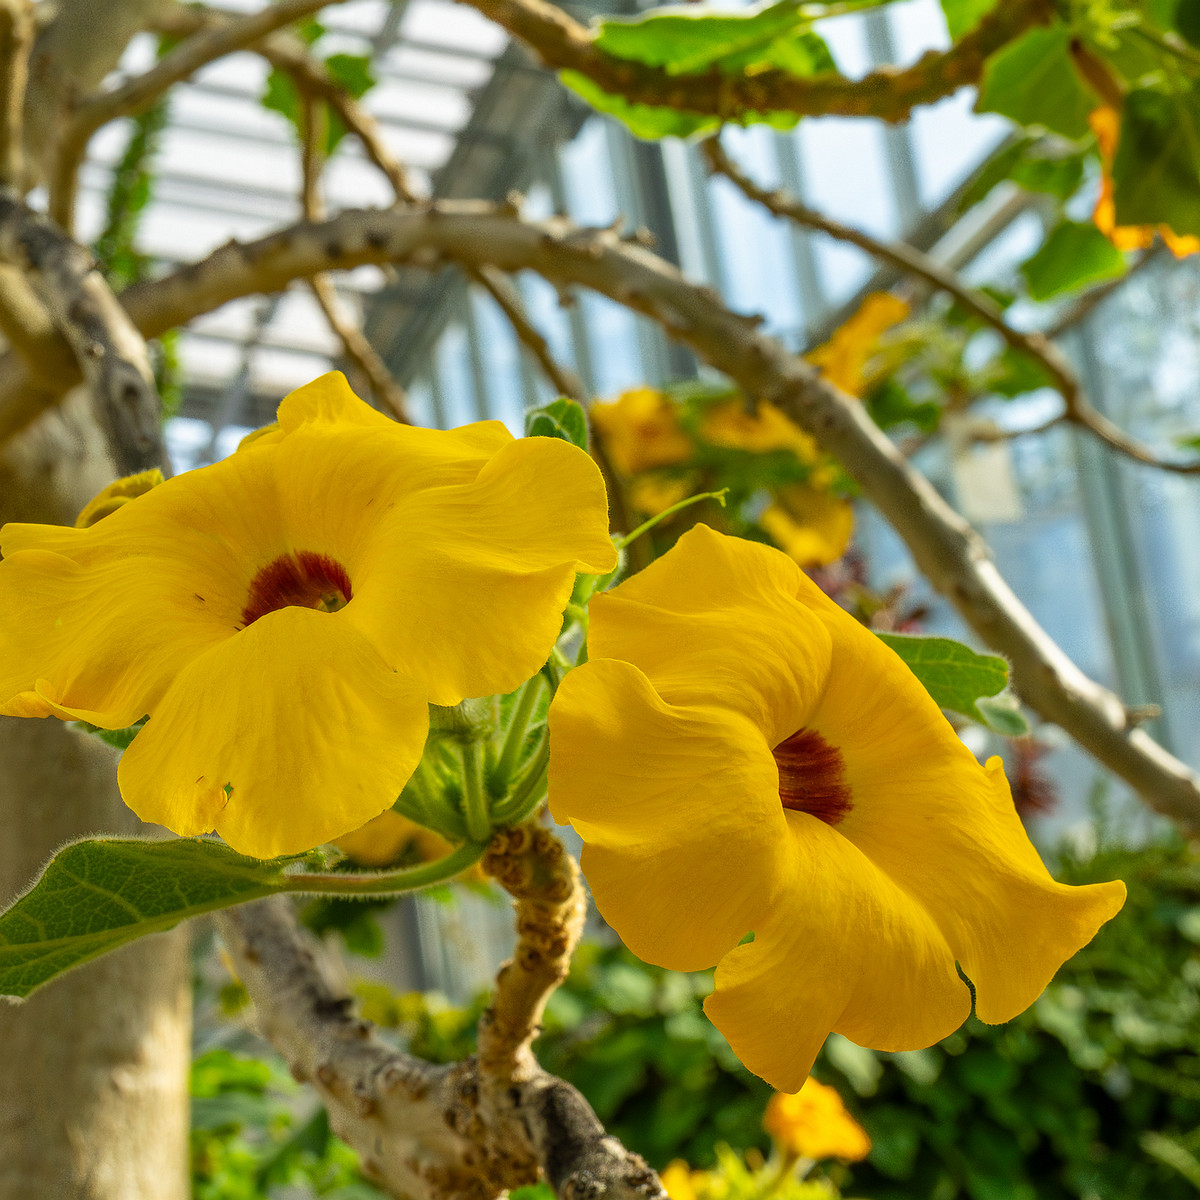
589;386;693;475
0;373;616;858
807;292;910;396
548;525;1125;1091
763;1079;871;1162
1091;106;1200;258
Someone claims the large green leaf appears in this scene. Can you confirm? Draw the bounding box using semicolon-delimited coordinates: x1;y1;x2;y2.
976;25;1097;140
941;0;997;39
562;1;833;139
0;839;288;999
1112;86;1200;238
1020;221;1126;301
876;633;1028;734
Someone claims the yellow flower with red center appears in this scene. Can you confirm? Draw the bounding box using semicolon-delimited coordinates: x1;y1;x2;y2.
0;373;616;858
763;1079;870;1162
548;525;1125;1091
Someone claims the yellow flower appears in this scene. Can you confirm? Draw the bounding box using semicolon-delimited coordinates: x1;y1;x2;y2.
807;293;909;396
590;387;693;475
660;1161;701;1200
763;1079;870;1162
547;525;1125;1091
74;468;164;528
628;473;695;517
759;484;853;568
336;810;455;869
0;373;616;858
699;399;818;460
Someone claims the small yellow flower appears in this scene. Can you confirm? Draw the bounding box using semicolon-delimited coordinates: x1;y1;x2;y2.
628;473;695;517
336;810;454;869
699;399;818;460
590;387;693;475
660;1160;701;1200
759;484;853;568
807;292;909;396
74;468;165;528
763;1079;871;1162
548;525;1125;1090
0;373;616;858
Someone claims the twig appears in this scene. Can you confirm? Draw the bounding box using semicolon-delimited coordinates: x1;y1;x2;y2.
218;893;663;1200
458;0;1052;124
703;138;1200;476
0;193;165;473
296;79;411;423
0;0;32;189
49;0;354;228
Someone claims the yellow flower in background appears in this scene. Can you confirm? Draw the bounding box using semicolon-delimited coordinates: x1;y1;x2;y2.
548;525;1125;1091
760;484;853;568
628;473;694;516
0;373;616;858
807;292;909;396
74;468;165;528
336;809;454;869
699;399;818;460
590;386;693;475
660;1161;701;1200
763;1079;870;1162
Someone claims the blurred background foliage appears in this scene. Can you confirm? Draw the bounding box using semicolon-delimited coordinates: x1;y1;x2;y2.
193;823;1200;1200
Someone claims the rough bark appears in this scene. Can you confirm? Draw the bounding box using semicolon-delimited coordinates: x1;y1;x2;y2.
0;396;190;1200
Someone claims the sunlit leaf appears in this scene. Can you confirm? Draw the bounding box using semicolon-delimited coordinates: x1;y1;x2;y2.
976;25;1097;140
877;633;1027;733
0;839;290;999
940;0;997;39
1020;221;1126;301
1112;86;1200;238
525;397;589;449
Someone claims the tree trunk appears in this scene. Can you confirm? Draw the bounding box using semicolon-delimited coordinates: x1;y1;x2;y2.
0;395;190;1200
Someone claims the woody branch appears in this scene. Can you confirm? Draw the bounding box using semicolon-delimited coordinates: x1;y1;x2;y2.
217;890;663;1200
456;0;1052;123
702;137;1200;476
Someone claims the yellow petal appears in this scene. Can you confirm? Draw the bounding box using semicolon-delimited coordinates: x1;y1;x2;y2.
763;1080;871;1162
760;486;853;568
345;435;617;705
704;812;970;1092
699;399;818;459
549;657;791;972
589;524;831;744
276;370;399;431
118;607;429;858
798;582;1126;1024
807;292;909;396
590;387;693;475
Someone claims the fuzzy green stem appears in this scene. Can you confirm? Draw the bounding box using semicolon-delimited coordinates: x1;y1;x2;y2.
284;840;485;896
461;740;492;842
493;733;550;826
493;677;544;792
616;488;728;551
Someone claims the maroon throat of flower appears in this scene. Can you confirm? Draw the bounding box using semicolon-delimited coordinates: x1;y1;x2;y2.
242;551;352;627
772;728;853;825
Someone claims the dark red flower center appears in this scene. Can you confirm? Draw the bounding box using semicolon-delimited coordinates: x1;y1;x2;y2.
772;728;852;825
241;552;352;627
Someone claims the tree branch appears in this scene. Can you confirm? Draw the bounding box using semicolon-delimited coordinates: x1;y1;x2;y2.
218;892;663;1200
458;0;1053;124
0;0;32;190
49;0;354;228
0;195;164;472
702;137;1200;476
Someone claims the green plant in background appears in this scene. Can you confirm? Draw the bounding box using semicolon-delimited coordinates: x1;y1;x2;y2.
308;828;1200;1200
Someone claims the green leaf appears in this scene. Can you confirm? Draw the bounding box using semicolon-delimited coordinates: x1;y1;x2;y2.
876;633;1017;728
1112;86;1200;238
262;66;301;127
525;397;589;449
976;25;1097;140
941;0;997;39
72;717;147;751
325;53;375;99
977;690;1031;737
1178;0;1200;48
1020;221;1126;302
0;839;288;999
562;1;832;139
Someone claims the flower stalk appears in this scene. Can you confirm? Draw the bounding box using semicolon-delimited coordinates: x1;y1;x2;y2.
284;839;486;897
460;739;492;843
493;676;544;792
